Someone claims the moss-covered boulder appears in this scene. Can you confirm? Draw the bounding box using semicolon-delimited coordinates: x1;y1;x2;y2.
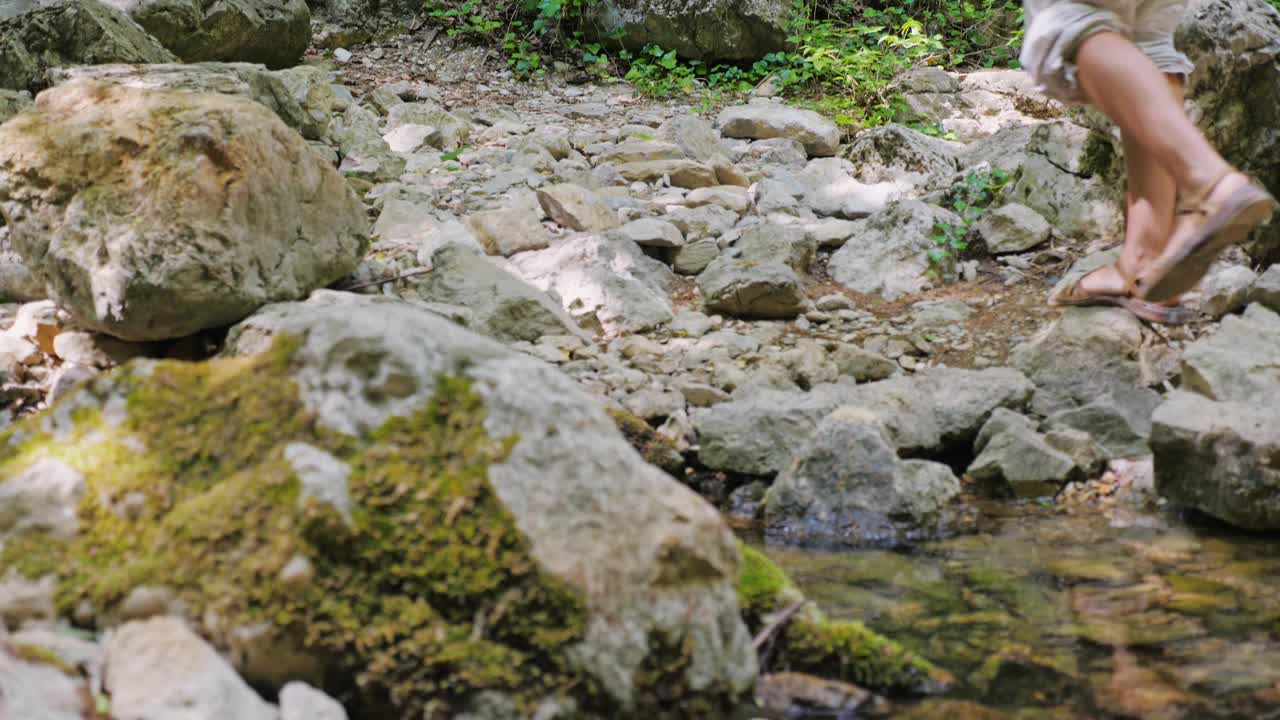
737;543;952;696
0;291;756;718
0;0;177;92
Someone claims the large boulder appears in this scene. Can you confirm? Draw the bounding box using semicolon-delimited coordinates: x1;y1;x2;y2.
828;200;962;300
1151;391;1280;530
0;291;757;716
0;0;176;91
694;368;1034;477
101;0;310;68
0;80;368;341
46;62;329;141
1151;303;1280;530
764;407;961;549
1178;0;1280;263
587;0;787;62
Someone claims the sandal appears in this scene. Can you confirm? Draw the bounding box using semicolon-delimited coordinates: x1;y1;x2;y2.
1135;169;1277;303
1050;263;1194;325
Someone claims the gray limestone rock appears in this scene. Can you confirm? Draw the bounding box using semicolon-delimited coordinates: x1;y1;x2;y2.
829;200;963;300
841;123;961;187
506;234;676;334
537;183;619;232
0;80;368;341
412;245;589;343
101;0;310;68
1011;306;1144;416
694;367;1033;476
968;415;1083;498
0;0;176;92
1180;303;1280;405
718;103;840;157
1249;263;1280;311
697;223;814;319
975;203;1052;254
1043;387;1163;459
1151;391;1280;530
764;407;961;548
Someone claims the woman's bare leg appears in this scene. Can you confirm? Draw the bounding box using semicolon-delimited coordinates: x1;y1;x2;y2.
1071;74;1185;296
1075;31;1231;197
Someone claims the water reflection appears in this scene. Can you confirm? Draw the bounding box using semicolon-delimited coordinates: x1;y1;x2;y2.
759;500;1280;719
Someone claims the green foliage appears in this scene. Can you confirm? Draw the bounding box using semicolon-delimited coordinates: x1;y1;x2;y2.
929;168;1010;278
419;0;1024;128
613;0;1021;128
423;0;600;77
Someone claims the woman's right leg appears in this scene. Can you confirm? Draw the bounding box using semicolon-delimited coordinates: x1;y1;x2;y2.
1065;74;1183;298
1074;31;1230;200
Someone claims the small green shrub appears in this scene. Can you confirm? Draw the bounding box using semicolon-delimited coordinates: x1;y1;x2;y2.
929;168;1011;278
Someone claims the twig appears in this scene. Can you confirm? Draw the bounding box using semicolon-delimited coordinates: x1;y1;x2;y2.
753;599;809;651
338;267;434;291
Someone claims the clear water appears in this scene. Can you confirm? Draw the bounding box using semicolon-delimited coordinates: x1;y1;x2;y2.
760;499;1280;719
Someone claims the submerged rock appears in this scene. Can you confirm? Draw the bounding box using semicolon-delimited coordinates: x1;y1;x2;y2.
765;407;961;548
0;291;756;716
736;544;951;694
0;80;368;341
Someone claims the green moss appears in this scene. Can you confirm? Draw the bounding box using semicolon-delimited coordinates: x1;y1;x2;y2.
736;542;951;695
0;529;66;579
11;643;78;676
781;616;952;694
736;542;797;615
0;337;592;718
606;407;683;474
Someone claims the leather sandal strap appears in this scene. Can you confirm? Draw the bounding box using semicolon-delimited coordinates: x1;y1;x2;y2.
1177;167;1237;215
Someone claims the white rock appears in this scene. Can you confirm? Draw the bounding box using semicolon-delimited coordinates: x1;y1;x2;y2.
104;617;277;720
281;681;348;720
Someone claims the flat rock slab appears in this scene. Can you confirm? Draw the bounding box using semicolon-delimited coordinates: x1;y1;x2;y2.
718;104;840;157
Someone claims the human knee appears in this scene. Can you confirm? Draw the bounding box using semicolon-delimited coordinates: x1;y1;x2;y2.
1020;2;1127;103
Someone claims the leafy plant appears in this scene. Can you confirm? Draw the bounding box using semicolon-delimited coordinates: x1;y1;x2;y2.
928;168;1011;278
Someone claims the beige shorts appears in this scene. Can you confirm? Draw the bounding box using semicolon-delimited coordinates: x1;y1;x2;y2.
1020;0;1194;103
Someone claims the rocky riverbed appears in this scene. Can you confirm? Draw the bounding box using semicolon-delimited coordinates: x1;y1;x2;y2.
1;0;1279;716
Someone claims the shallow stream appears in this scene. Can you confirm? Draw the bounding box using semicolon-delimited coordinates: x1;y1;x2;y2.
760;497;1280;719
